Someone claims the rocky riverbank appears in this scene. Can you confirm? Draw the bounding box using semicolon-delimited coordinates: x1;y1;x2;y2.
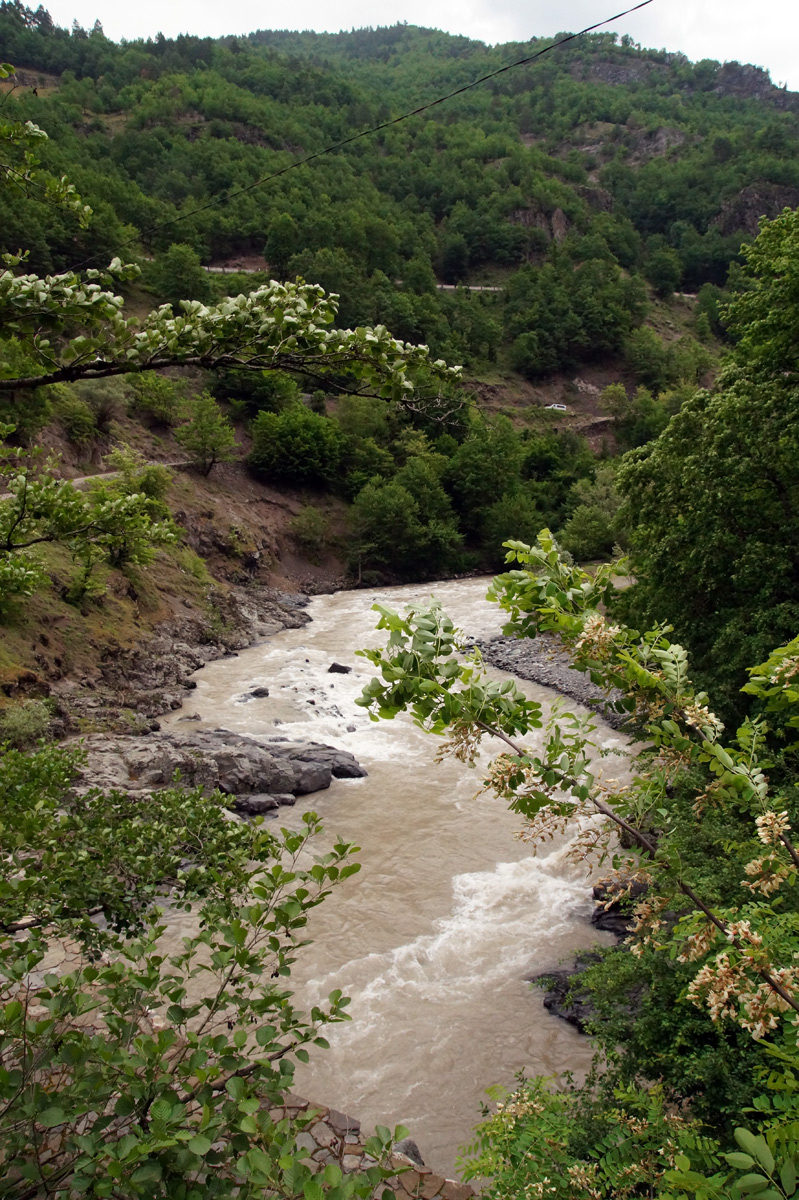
530;879;647;1032
50;584;311;734
476;631;625;727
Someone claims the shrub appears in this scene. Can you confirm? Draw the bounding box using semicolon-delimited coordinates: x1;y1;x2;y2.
212;369;300;417
175;392;237;476
0;698;51;747
249;407;342;489
288;505;329;561
56;392;97;447
129;371;182;427
78;378;127;433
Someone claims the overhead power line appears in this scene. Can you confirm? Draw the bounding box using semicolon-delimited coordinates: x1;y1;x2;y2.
70;0;653;271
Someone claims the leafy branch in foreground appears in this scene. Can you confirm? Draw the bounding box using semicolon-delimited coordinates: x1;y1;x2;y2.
0;62;91;229
0;263;462;408
0;423;178;613
358;531;799;1026
0;739;407;1198
357;530;799;1198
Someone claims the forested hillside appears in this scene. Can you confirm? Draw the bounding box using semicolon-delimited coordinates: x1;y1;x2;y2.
2;0;799;379
3;0;799;666
2;0;799;704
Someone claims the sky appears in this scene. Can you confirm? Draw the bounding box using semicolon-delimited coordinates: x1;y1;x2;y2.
39;0;799;92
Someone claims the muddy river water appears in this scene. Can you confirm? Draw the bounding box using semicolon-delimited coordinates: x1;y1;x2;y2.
162;578;624;1176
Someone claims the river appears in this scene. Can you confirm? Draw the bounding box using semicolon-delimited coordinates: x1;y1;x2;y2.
162;578;624;1176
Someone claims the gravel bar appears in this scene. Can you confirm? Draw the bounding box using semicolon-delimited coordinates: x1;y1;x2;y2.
476;632;626;728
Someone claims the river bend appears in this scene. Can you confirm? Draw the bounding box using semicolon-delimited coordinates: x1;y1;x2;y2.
163;578;624;1174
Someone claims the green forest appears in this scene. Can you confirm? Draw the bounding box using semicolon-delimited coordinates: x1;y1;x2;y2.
3;1;799;1196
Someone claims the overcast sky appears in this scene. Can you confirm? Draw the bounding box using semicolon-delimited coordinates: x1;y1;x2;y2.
39;0;799;92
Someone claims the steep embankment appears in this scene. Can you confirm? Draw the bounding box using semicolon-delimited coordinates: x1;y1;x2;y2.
0;403;351;735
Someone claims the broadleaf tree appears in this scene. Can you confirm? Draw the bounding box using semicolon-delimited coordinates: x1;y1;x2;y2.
615;207;799;721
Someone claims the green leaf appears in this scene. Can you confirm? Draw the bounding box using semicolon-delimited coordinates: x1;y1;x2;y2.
735;1130;775;1175
226;1076;247;1100
781;1158;797;1196
38;1107;67;1128
188;1135;213;1156
131;1161;163;1183
150;1099;173;1124
726;1153;757;1170
732;1175;769;1196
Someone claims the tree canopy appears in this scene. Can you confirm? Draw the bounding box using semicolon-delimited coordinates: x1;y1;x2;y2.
617;207;799;717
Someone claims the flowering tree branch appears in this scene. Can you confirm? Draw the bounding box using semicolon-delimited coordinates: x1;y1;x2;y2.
357;531;799;1034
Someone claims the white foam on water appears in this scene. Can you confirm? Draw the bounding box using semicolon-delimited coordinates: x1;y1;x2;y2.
300;838;595;1041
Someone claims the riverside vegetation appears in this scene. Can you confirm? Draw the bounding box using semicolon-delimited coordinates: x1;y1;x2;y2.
2;11;799;1199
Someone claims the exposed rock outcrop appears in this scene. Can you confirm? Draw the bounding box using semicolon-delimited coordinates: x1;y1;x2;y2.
529;951;604;1034
570;57;669;88
575;184;614;212
53;586;310;728
626;126;688;165
712;61;798;109
712;182;799;236
70;729;367;815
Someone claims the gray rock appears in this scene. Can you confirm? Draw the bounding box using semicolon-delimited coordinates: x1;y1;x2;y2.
233;793;288;815
476;633;625;727
70;730;366;804
529;952;604;1034
249;686;270;698
277;742;368;780
394;1139;425;1167
327;1109;360;1136
286;757;332;794
327;662;352;674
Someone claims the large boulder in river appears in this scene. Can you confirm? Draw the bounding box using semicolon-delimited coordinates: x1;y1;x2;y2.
70;730;366;812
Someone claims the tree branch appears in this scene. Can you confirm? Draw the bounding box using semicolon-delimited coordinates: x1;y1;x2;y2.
474;717;799;1018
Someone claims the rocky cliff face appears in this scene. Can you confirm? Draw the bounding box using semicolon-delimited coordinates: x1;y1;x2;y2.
712;61;798;109
712;181;799;236
569;53;798;111
569;57;669;87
